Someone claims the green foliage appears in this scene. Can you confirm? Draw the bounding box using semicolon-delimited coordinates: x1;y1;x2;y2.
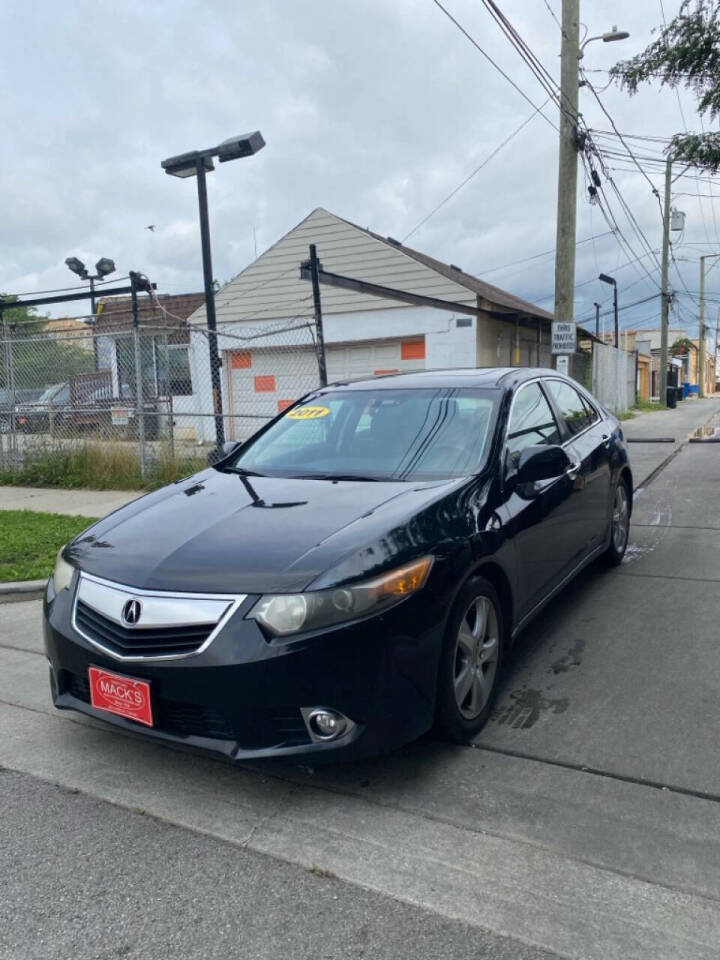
671;335;695;352
611;1;720;170
1;295;93;390
0;443;207;491
0;509;98;582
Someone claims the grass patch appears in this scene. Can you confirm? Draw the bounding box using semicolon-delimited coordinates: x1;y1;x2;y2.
618;399;667;420
0;510;98;582
0;444;207;491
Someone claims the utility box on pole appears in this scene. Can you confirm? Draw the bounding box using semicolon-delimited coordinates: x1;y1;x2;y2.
552;0;580;364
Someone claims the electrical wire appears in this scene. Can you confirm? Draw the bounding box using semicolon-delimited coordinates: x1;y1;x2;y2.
476;231;613;278
429;0;559;131
478;0;571;117
3;276;130;299
402;99;550;241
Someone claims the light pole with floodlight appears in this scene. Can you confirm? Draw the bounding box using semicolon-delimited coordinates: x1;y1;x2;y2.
161;132;265;449
65;256;116;316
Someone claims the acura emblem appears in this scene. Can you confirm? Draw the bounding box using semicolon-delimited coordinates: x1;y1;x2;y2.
122;598;142;625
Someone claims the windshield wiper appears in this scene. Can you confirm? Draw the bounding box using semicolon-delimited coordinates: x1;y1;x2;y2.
294;473;381;482
219;465;266;477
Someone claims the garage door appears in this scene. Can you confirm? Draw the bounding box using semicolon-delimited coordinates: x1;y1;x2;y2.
225;337;427;440
226;346;319;440
326;337;426;381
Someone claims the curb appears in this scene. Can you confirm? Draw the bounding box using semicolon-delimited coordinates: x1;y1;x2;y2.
0;580;46;604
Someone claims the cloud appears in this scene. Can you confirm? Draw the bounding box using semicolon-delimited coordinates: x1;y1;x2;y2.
0;0;711;335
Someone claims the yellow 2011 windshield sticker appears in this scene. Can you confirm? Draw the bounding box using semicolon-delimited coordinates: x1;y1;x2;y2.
287;405;330;420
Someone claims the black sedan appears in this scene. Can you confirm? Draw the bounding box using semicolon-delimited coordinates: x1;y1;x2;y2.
44;368;632;761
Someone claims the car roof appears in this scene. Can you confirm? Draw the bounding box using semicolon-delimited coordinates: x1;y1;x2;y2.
323;367;568;391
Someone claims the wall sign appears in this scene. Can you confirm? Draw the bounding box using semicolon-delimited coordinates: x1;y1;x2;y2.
551;322;577;355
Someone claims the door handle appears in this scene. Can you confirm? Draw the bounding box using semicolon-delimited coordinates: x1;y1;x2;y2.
565;461;581;480
601;433;611;448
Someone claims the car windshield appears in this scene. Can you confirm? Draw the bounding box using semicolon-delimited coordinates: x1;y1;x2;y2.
226;387;499;481
36;383;67;403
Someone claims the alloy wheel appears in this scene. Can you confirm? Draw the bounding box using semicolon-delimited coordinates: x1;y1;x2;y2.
453;595;500;720
612;483;629;554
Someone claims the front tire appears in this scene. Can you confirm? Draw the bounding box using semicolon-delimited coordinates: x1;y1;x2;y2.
605;479;630;566
436;576;504;742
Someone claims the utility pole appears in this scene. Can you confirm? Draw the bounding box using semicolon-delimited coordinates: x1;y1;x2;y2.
594;301;600;338
307;244;328;386
700;255;707;399
553;0;580;355
660;157;672;405
130;271;147;480
697;254;720;397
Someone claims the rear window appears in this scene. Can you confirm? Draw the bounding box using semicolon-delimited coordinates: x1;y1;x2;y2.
545;380;593;437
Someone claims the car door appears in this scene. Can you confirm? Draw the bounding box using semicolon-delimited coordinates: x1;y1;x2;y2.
499;380;579;620
544;378;612;554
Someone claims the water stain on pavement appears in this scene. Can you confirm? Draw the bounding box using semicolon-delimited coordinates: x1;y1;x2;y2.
491;688;569;730
550;637;585;675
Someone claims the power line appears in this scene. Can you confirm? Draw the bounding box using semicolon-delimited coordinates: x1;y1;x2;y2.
402;99;549;241
3;276;130;299
479;0;570;116
477;230;613;278
429;0;559;131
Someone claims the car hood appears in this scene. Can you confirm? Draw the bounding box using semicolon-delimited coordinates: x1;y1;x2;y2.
65;468;467;594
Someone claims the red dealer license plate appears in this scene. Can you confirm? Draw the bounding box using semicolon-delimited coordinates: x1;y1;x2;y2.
88;666;153;727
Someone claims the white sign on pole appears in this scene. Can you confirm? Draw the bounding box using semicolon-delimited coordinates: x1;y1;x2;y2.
551;321;577;355
556;355;569;375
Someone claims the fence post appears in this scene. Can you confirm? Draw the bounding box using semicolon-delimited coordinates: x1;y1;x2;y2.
1;307;19;462
130;273;147;480
308;244;328;386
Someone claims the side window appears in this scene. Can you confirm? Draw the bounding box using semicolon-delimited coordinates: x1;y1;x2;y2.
506;383;561;464
581;394;599;425
545;380;592;437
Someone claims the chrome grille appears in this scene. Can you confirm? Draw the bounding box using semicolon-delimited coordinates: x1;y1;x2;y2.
75;600;214;657
72;573;245;661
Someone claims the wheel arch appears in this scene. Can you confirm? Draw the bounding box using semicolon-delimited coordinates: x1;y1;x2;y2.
466;560;514;644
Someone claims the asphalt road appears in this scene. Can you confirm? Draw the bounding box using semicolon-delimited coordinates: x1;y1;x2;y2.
2;400;720;959
0;770;559;960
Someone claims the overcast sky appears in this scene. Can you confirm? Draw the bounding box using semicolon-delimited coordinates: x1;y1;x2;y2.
1;0;717;336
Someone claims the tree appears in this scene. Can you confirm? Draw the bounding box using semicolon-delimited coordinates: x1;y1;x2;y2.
1;297;93;392
611;0;720;171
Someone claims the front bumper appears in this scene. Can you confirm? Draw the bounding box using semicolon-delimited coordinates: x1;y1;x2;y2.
43;574;446;763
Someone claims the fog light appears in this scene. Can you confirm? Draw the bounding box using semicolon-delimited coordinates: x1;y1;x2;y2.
302;707;352;742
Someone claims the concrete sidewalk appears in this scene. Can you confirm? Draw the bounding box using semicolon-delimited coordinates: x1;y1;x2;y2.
0;484;144;516
622;396;720;487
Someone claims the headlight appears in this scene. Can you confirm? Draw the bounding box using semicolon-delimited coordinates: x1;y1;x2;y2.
52;547;75;593
248;556;433;637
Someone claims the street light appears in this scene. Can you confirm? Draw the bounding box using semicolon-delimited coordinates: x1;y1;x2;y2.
64;256;116;315
161;132;266;450
598;273;618;347
579;25;630;59
600;272;622;412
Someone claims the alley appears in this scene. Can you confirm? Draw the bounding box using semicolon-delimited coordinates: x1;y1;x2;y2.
2;405;720;960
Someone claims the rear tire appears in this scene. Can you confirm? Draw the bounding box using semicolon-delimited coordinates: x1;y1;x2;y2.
605;478;630;566
436;576;504;743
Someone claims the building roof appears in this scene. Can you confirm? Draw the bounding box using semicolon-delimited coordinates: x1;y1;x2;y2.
355;220;554;321
95;292;205;334
189;208;554;326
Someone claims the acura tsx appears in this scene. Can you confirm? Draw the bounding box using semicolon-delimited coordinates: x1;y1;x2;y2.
44;367;632;761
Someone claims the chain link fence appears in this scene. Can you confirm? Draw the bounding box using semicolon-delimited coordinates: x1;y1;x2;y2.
0;308;631;486
0;315;325;483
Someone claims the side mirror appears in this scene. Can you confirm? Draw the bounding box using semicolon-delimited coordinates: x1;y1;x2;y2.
516;445;570;484
207;440;241;466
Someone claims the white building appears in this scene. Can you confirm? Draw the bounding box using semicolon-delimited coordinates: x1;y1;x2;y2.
184;208;555;442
